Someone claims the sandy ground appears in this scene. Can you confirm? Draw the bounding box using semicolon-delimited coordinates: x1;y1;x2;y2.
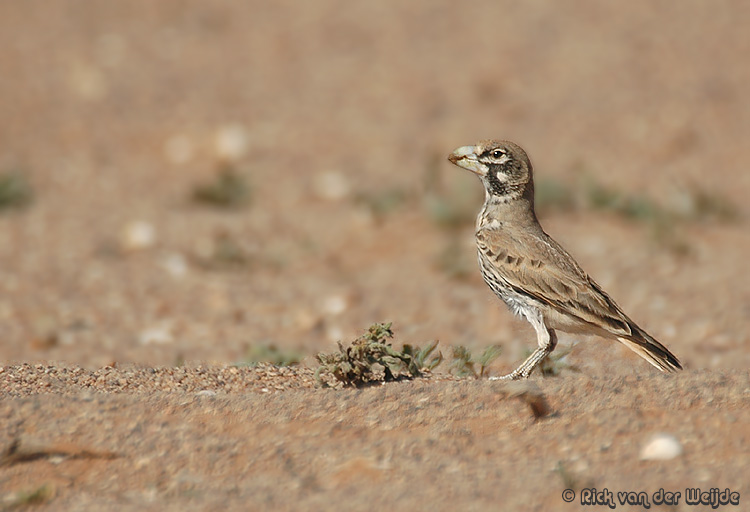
1;1;749;510
1;366;748;511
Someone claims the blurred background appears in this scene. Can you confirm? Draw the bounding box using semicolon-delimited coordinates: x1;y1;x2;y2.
1;0;748;373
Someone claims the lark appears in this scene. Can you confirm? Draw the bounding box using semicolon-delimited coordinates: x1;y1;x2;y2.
448;140;681;379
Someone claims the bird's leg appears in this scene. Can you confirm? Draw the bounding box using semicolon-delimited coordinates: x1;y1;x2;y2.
490;312;557;380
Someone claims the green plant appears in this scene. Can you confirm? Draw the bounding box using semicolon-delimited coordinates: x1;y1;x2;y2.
449;345;502;378
423;194;477;230
477;345;503;378
315;323;439;387
243;343;303;367
5;484;54;509
536;172;745;255
191;166;251;209
554;460;594;492
449;345;474;377
0;171;33;211
199;231;254;270
555;461;579;490
402;340;443;372
354;187;410;220
535;178;575;214
680;187;739;223
583;177;626;213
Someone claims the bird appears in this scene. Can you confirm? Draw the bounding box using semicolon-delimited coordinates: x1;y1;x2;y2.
447;140;682;379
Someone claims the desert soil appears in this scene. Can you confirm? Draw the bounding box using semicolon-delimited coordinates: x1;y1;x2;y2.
1;1;749;511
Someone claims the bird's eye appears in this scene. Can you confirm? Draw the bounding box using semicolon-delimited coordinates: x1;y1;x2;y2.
491;149;505;159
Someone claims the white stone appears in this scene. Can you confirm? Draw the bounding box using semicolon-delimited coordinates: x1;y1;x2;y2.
322;294;348;316
138;323;174;345
313;171;351;201
161;253;188;278
640;433;683;461
121;220;156;251
293;309;320;331
215;124;249;161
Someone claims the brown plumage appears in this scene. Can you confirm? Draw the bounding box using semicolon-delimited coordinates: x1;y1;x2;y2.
448;140;681;379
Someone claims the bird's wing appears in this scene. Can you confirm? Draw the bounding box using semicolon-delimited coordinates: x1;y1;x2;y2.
476;227;633;336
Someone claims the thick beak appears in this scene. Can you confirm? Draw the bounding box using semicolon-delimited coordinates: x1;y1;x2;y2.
448;146;485;176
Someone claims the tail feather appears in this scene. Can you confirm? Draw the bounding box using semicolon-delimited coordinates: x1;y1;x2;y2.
617;325;682;373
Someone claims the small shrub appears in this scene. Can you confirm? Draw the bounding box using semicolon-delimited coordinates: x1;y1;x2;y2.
191;166;251;209
315;323;440;387
198;231;254;271
402;340;443;373
0;171;33;211
554;460;594;492
6;484;54;507
243;343;304;367
354;187;410;220
535;178;575;214
449;344;502;378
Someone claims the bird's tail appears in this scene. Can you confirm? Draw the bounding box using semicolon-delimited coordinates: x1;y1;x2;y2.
617;324;682;373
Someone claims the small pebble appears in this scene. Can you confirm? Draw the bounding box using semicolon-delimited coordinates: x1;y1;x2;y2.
120;221;156;251
161;253;188;278
215;124;248;161
640;433;683;461
322;294;348;316
313;171;351;201
138;324;174;345
293;309;320;331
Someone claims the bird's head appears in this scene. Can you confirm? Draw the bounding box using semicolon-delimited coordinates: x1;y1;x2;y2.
448;140;534;202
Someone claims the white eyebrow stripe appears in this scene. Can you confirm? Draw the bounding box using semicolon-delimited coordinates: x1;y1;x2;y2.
487;154;510;164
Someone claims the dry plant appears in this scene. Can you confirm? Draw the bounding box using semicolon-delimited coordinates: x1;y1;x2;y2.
315;323;442;388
